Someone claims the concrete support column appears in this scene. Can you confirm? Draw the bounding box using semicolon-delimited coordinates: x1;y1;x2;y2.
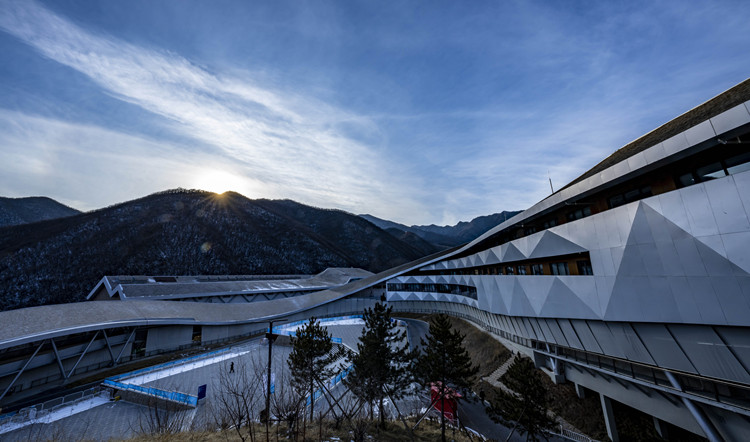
653;417;669;440
551;358;565;384
532;350;547;369
600;394;619;442
664;371;722;442
574;383;585;399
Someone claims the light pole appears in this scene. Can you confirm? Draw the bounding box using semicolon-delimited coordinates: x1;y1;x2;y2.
266;318;286;442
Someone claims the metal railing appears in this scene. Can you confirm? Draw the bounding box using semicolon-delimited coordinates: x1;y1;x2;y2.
103;379;197;407
551;425;599;442
0;386;103;431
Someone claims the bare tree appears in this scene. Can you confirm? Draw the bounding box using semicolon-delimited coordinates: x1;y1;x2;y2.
269;362;304;440
211;359;263;442
135;394;190;437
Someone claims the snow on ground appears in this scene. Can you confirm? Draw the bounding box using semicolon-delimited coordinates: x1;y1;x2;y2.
123;347;255;385
277;318;364;333
0;395;109;435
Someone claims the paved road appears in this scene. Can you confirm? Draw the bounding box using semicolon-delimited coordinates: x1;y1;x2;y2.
399;318;570;442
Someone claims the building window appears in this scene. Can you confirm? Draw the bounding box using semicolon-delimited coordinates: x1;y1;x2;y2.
504;266;515;275
726;151;750;174
677;172;696;187
608;186;652;209
567;206;592;221
676;150;750;189
531;264;544;275
542;219;557;229
550;262;569;275
517;265;528;275
577;260;593;275
696;162;726;181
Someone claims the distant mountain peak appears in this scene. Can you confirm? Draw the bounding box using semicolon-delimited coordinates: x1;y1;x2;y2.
360;210;522;248
0;196;81;227
0;190;429;312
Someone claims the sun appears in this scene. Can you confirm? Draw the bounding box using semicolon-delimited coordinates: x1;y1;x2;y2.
193;170;247;195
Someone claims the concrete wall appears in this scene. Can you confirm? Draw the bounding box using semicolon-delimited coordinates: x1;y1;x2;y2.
201;323;265;343
145;326;193;353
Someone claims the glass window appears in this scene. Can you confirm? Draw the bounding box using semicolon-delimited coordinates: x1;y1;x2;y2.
531;264;544;275
542;219;557;229
550;262;570;275
517;265;528;275
696;162;726;181
577;260;594;275
608;194;625;208
677;173;696;188
624;189;640;202
504;266;515;275
567;206;592;221
726;151;750;175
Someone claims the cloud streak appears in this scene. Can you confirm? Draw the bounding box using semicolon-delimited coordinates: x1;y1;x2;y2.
0;0;425;221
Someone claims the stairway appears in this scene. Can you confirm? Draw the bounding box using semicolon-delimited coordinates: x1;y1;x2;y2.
481;355;516;395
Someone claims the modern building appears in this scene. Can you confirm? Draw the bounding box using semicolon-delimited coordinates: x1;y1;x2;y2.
86;267;373;303
2;79;750;440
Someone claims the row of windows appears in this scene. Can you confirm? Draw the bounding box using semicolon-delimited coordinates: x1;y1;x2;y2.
608;186;652;209
450;133;750;264
386;283;478;300
421;257;594;277
676;150;750;188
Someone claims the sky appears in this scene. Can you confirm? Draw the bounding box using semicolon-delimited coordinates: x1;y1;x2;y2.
0;1;748;225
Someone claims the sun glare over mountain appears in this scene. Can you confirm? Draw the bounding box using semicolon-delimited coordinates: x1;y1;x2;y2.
192;170;247;195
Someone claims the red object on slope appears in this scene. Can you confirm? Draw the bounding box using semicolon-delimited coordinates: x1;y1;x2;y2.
430;382;461;423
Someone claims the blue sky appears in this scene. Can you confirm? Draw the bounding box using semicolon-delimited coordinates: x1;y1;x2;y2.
0;0;748;225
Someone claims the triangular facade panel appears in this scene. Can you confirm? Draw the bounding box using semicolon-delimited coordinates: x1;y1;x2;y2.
501;242;526;262
539;278;598;319
406;293;421;301
507;280;536;317
517;277;555;314
528;231;587;259
485;248;502;265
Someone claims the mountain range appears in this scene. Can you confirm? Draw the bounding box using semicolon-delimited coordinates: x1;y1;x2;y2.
0;190;516;311
360;210;521;248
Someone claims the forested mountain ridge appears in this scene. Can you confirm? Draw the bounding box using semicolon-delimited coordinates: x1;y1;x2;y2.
0;196;80;227
361;210;522;248
0;189;428;311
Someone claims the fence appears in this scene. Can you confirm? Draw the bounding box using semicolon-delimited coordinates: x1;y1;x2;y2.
0;387;104;432
102;346;234;408
305;364;355;406
550;425;599;442
103;379;197;407
107;347;230;382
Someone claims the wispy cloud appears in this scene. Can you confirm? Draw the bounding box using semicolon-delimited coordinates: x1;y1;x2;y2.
1;0;748;226
0;1;425;221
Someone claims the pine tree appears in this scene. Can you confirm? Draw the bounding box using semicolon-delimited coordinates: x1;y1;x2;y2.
287;317;333;420
414;314;478;442
488;354;555;441
345;302;413;425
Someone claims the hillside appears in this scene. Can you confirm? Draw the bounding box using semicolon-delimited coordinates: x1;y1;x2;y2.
361;210;521;248
0;189;428;311
0;196;80;227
